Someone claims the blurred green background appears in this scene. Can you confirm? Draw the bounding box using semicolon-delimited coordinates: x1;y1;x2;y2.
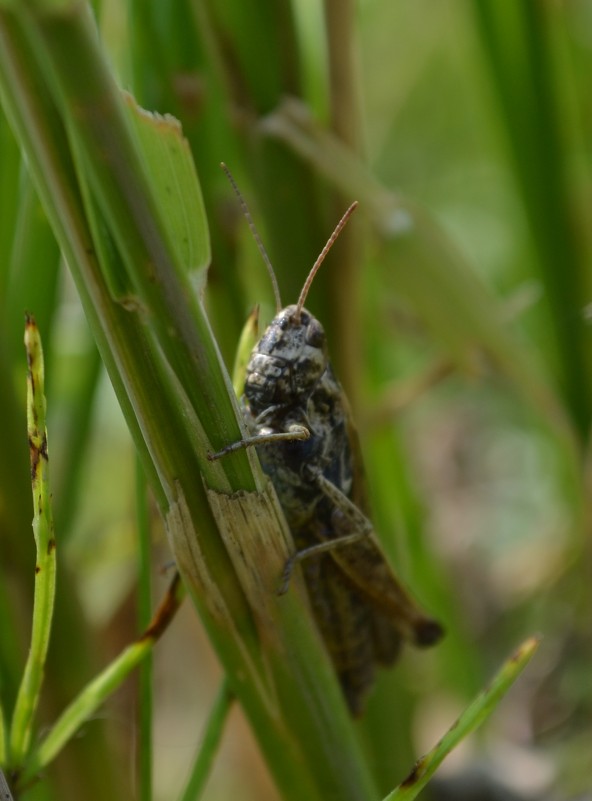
1;1;592;799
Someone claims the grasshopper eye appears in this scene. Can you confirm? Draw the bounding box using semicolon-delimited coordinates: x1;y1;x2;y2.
305;319;324;348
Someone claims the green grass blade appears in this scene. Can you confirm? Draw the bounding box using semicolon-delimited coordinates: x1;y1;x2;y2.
125;97;210;292
136;458;153;801
0;112;20;282
383;637;540;801
471;2;592;441
2;175;60;363
178;678;233;801
231;306;259;396
26;5;253;492
0;706;6;765
9;316;56;765
21;574;186;783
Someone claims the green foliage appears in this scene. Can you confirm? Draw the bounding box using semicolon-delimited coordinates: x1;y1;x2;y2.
0;1;591;800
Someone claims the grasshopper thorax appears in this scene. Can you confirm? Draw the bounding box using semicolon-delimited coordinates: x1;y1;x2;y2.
244;304;328;414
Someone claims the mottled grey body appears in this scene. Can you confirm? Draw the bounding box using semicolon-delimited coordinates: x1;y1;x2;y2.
243;304;442;714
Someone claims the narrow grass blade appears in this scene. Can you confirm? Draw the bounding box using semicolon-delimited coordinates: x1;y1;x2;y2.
178;678;233;801
383;637;540;801
21;574;185;783
136;458;153;801
231;305;259;396
9;316;57;765
0;706;6;764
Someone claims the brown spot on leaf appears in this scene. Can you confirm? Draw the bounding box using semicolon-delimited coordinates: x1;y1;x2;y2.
400;756;426;788
28;436;39;479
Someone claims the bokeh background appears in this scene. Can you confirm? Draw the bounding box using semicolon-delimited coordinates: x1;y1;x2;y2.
1;1;592;799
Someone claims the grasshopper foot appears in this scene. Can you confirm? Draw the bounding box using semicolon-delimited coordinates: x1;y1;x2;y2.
277;555;296;596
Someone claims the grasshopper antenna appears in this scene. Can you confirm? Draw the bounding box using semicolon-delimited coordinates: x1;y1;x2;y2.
295;201;358;322
221;163;282;314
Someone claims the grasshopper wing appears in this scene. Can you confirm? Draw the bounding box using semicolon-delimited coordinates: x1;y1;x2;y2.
335;399;444;648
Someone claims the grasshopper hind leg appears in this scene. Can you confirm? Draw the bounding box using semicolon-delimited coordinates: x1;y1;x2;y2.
370;612;403;666
303;553;394;716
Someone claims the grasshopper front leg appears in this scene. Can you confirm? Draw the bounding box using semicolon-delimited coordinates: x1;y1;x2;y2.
207;424;310;460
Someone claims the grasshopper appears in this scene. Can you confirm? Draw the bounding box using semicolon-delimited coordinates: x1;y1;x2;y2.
210;165;443;714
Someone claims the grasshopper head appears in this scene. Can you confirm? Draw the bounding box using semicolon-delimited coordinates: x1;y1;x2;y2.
244;305;328;414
